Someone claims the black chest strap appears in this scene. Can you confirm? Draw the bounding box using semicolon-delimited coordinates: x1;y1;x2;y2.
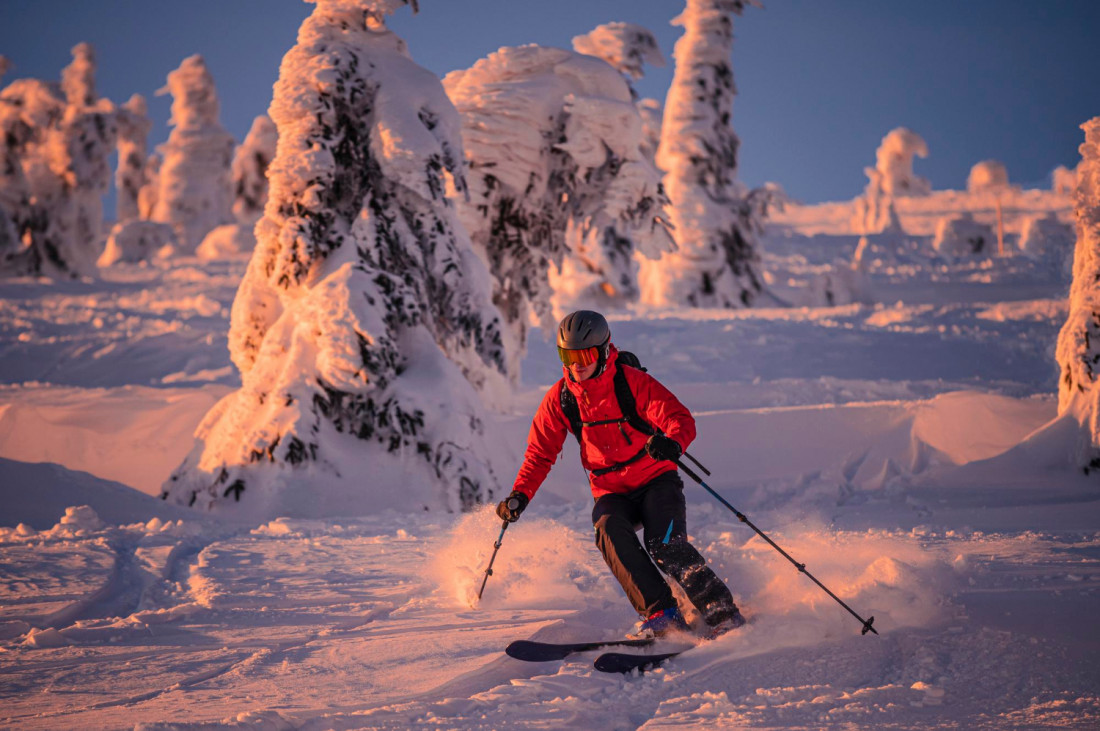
559;366;659;477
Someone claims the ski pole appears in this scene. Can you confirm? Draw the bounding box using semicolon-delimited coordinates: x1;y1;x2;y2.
675;459;878;636
476;520;510;602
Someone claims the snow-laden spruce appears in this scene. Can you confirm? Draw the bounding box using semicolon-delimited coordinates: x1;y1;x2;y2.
164;0;508;516
852;128;930;235
639;0;775;309
196;114;278;259
231;114;277;226
114;94;151;224
151;55;235;254
572;22;665;85
1056;117;1100;473
571;22;666;188
0;43;116;278
444;44;672;376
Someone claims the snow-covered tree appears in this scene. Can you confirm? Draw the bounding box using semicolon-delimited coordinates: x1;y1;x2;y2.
137;153;160;220
151;55;234;253
869;127;930;198
0;43;116;278
852;128;930;236
231;114;277;226
115;94;151;224
572;23;666;162
61;42;96;108
1056;117;1100;473
572;22;665;86
444;45;672;376
1053;164;1078;196
163;0;508;517
195;115;278;260
639;0;775;310
636;97;663;164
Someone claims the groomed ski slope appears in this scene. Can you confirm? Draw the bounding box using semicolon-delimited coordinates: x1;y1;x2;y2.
1;222;1098;729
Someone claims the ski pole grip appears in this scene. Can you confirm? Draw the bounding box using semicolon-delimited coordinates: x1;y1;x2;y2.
506;497;522;511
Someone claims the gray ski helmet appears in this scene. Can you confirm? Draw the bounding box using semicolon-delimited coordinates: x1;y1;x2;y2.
557;310;610;350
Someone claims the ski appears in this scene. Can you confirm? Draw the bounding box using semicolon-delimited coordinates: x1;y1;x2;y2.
593;649;685;674
505;638;656;662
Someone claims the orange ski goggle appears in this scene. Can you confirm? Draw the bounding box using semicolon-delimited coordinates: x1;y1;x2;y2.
557;345;600;367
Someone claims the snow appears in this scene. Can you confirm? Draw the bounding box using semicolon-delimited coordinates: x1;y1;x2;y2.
2;185;1098;727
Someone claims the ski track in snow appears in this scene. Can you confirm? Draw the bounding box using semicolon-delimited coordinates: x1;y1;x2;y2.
2;233;1100;729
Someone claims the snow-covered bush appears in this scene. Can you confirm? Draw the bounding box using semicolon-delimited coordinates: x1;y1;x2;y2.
932;212;995;256
163;0;508;517
231;114;277;226
1019;212;1074;261
1056;117;1100;473
444;44;672;376
97;220;176;266
572;22;665;83
639;0;773;310
151;55;234;254
115;94;151;223
0;43;117;278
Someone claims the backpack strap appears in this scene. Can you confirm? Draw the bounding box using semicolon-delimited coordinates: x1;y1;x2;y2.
613;366;657;438
559;380;583;442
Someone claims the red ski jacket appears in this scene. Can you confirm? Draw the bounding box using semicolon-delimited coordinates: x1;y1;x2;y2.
512;346;696;501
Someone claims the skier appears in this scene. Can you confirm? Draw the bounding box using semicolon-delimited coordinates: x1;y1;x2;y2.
497;310;746;637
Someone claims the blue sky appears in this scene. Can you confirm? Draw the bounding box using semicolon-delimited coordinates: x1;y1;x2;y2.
2;0;1096;203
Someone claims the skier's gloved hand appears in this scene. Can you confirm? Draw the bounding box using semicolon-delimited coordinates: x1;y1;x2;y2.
645;434;683;462
496;490;529;523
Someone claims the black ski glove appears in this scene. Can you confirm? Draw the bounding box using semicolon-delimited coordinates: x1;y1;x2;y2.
645;434;683;462
496;490;529;523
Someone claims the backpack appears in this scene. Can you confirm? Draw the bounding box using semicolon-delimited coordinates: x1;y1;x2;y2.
559;351;659;477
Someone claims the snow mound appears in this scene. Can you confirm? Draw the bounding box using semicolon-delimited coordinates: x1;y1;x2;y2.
1019;212;1074;260
195;223;255;259
98;220;176;266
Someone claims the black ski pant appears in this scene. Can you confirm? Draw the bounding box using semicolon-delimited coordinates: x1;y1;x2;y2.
592;470;738;626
